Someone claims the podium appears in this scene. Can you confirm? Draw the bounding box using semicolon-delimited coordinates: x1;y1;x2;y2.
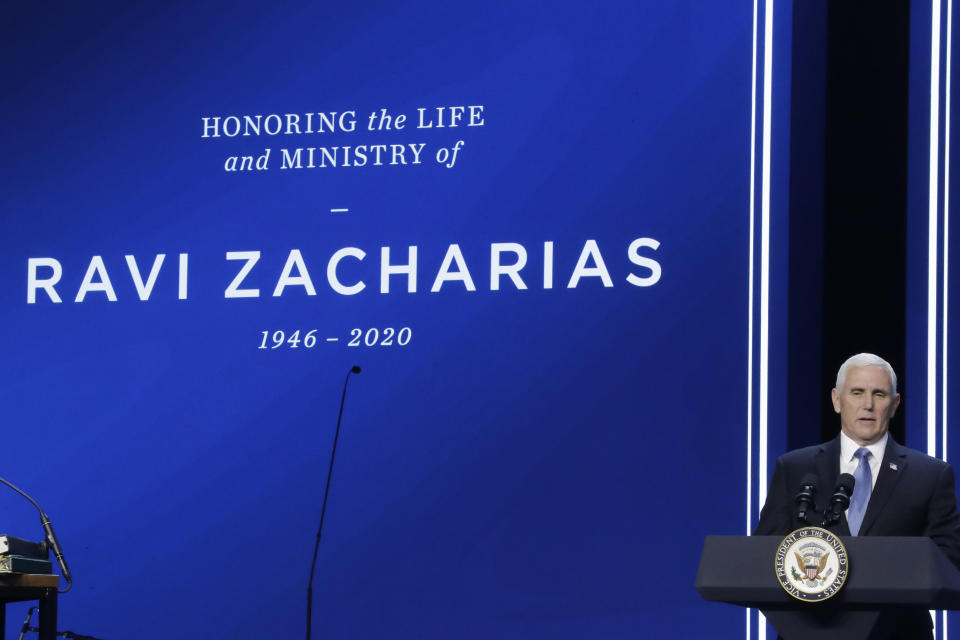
696;536;960;639
0;574;58;640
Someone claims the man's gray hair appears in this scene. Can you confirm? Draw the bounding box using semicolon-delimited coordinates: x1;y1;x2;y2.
835;353;898;394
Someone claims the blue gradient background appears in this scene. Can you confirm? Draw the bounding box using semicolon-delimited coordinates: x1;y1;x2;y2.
2;2;754;637
907;1;960;637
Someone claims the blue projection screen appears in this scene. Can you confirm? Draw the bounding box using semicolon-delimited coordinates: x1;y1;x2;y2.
2;3;758;638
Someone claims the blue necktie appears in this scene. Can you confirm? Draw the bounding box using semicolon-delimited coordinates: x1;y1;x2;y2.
847;447;872;536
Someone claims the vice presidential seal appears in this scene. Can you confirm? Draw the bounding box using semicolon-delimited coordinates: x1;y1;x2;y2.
775;527;848;602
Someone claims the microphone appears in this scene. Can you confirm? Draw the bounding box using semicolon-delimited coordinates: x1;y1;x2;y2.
17;607;35;640
794;473;818;526
825;473;856;527
0;476;72;592
306;365;362;640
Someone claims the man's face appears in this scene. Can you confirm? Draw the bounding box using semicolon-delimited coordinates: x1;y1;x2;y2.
831;365;901;446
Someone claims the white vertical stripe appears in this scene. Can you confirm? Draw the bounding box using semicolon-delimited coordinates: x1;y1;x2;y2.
756;1;774;637
930;0;943;458
944;3;953;638
944;0;953;470
930;2;948;635
759;0;773;515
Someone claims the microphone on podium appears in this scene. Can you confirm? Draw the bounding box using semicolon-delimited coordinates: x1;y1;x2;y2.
794;473;819;526
825;473;855;527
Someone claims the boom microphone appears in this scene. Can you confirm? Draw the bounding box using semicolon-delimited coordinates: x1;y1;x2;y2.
0;476;72;592
306;365;362;640
794;473;818;526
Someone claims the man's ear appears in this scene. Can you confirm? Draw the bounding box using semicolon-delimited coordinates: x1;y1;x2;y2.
831;388;841;413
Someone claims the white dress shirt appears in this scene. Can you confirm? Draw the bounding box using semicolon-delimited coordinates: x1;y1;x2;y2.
839;430;886;493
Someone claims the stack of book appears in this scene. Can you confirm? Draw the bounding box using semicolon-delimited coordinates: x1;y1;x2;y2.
0;535;52;574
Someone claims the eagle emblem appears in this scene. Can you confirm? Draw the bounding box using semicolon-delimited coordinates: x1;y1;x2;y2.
796;550;828;580
790;542;834;588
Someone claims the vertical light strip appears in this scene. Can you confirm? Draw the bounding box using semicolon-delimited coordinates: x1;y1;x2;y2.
943;0;953;467
756;1;774;637
930;0;944;459
759;0;773;517
746;2;759;638
943;6;953;639
930;1;945;635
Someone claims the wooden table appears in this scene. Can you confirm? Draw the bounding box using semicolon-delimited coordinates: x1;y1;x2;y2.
0;574;58;640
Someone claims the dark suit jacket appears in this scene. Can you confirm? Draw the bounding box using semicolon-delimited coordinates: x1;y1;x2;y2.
754;436;960;639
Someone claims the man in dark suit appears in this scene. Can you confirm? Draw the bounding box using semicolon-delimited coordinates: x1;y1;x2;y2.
755;353;960;639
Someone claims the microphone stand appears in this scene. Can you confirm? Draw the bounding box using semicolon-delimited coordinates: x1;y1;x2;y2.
17;607;103;640
306;365;361;640
18;607;35;640
0;477;72;593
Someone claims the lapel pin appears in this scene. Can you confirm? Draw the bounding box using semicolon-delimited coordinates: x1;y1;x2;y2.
889;463;898;471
